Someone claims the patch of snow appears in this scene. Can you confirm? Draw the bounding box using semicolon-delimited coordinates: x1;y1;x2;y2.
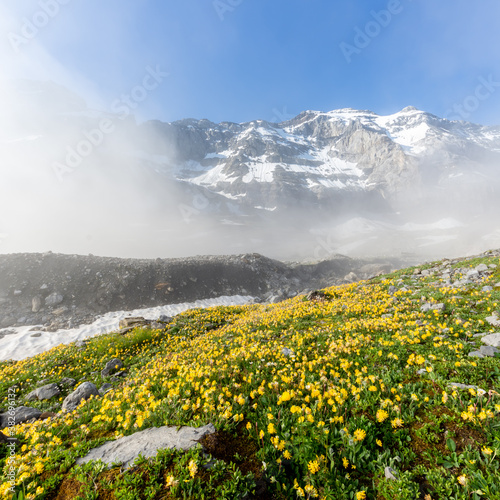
242;163;276;183
0;295;254;362
205;152;227;159
254;206;277;211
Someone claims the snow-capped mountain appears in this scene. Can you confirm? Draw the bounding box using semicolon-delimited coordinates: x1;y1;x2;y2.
2;80;500;259
140;106;500;214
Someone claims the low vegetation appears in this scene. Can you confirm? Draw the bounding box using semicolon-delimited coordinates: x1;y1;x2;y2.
2;252;500;499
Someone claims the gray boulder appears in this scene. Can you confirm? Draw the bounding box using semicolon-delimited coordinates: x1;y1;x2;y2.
26;383;60;401
158;315;173;323
32;296;42;312
119;317;150;329
469;345;500;358
481;333;500;348
384;466;398;481
101;358;123;377
0;406;42;428
60;377;76;387
99;383;113;396
62;382;99;411
45;293;64;306
76;423;216;469
486;315;500;327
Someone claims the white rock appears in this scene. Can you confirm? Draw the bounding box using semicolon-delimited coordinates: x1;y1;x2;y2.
481;333;500;348
76;423;216;469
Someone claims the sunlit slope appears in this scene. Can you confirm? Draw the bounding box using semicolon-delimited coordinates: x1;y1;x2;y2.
2;251;500;499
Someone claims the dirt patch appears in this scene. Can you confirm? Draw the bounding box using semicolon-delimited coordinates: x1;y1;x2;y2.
199;423;277;499
409;406;486;467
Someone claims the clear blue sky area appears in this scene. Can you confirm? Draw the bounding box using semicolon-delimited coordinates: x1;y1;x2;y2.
3;0;500;124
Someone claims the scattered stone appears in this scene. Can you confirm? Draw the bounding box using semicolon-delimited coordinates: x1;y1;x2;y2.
101;358;124;377
485;315;500;327
481;333;500;348
158;315;173;323
306;290;327;301
0;407;42;428
149;321;164;330
343;272;358;282
39;412;58;420
119;317;151;329
468;350;485;358
117;326;136;335
32;296;42;312
30;332;42;338
384;466;398;481
62;382;99;411
469;345;500;358
417;369;427;375
99;383;113;396
76;423;216;469
0;329;16;336
448;383;486;396
53;306;68;316
45;293;64;306
476;264;489;272
482;286;493;292
388;286;397;295
26;383;60;401
60;377;76;387
480;345;499;357
281;348;294;357
420;303;445;313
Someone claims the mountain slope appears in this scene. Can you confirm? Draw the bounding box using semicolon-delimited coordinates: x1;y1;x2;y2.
2;249;500;499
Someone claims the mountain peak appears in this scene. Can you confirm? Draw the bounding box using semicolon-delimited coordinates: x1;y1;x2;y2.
400;106;420;113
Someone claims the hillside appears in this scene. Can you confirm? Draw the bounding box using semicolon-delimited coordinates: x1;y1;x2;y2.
1;250;500;499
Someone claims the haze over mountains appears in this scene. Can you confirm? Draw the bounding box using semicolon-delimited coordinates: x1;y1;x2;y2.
1;79;500;260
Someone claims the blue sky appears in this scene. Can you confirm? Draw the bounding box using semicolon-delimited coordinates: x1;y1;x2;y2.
2;0;500;124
